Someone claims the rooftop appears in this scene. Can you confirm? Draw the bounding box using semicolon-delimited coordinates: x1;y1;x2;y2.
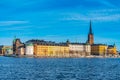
69;43;90;45
25;39;68;46
92;44;107;46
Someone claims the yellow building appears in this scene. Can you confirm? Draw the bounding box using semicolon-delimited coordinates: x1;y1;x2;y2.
91;44;108;56
34;43;69;58
107;44;117;55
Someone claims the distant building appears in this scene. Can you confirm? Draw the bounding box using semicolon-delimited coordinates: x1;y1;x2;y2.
25;43;34;56
34;44;69;57
25;39;91;57
26;40;69;57
18;46;25;55
0;45;12;55
107;44;117;55
91;44;108;56
87;20;94;45
67;41;91;57
13;37;25;55
0;45;3;55
5;48;13;55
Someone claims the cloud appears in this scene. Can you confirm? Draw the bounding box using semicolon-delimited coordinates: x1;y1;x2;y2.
0;21;29;26
62;14;120;21
92;14;120;21
85;0;117;8
61;8;120;21
95;0;116;7
0;26;32;31
95;37;119;43
0;0;119;15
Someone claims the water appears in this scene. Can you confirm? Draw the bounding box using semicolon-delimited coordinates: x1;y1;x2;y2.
0;56;120;80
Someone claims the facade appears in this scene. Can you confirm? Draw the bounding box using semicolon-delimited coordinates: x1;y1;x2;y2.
34;43;69;57
0;45;12;55
107;44;117;55
26;40;69;57
4;48;13;55
18;46;25;55
25;43;34;56
25;39;91;57
87;21;94;45
13;38;25;55
91;44;108;56
68;43;91;57
0;45;3;55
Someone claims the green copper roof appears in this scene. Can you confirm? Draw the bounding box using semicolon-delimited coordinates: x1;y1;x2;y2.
26;43;33;46
13;36;17;43
13;39;16;43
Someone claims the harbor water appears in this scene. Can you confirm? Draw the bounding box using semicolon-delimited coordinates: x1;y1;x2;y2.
0;56;120;80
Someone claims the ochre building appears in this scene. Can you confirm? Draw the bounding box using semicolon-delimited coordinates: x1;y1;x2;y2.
34;43;69;57
91;44;108;56
107;44;117;55
26;40;69;57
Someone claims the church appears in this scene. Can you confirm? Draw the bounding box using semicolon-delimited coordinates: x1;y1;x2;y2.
87;21;117;56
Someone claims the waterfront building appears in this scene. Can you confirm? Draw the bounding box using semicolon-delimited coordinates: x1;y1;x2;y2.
17;46;25;55
4;48;13;55
91;44;108;56
87;20;94;45
0;45;3;55
107;44;117;56
66;41;91;57
13;38;25;55
26;39;91;57
25;43;34;56
34;43;69;57
0;45;12;55
26;40;69;57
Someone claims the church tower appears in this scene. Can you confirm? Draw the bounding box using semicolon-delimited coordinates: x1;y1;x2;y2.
87;20;94;45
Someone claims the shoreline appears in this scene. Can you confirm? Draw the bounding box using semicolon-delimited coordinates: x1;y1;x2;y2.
2;54;120;58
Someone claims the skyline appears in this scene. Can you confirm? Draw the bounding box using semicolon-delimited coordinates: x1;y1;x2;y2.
0;0;120;50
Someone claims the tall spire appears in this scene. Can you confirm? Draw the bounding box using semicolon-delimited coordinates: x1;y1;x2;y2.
87;20;94;45
89;20;93;34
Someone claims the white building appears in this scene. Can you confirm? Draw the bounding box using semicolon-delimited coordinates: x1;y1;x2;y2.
25;43;34;56
5;48;13;55
68;43;91;57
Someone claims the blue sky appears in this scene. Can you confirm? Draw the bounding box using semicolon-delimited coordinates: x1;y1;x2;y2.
0;0;120;50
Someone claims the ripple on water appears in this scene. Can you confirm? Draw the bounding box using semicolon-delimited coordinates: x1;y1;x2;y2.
0;57;120;80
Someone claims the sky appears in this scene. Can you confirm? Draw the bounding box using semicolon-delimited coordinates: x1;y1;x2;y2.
0;0;120;50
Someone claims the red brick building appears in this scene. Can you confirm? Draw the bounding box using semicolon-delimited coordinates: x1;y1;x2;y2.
13;38;25;55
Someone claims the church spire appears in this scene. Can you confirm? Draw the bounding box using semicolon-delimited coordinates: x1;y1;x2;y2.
87;20;94;45
89;20;93;34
